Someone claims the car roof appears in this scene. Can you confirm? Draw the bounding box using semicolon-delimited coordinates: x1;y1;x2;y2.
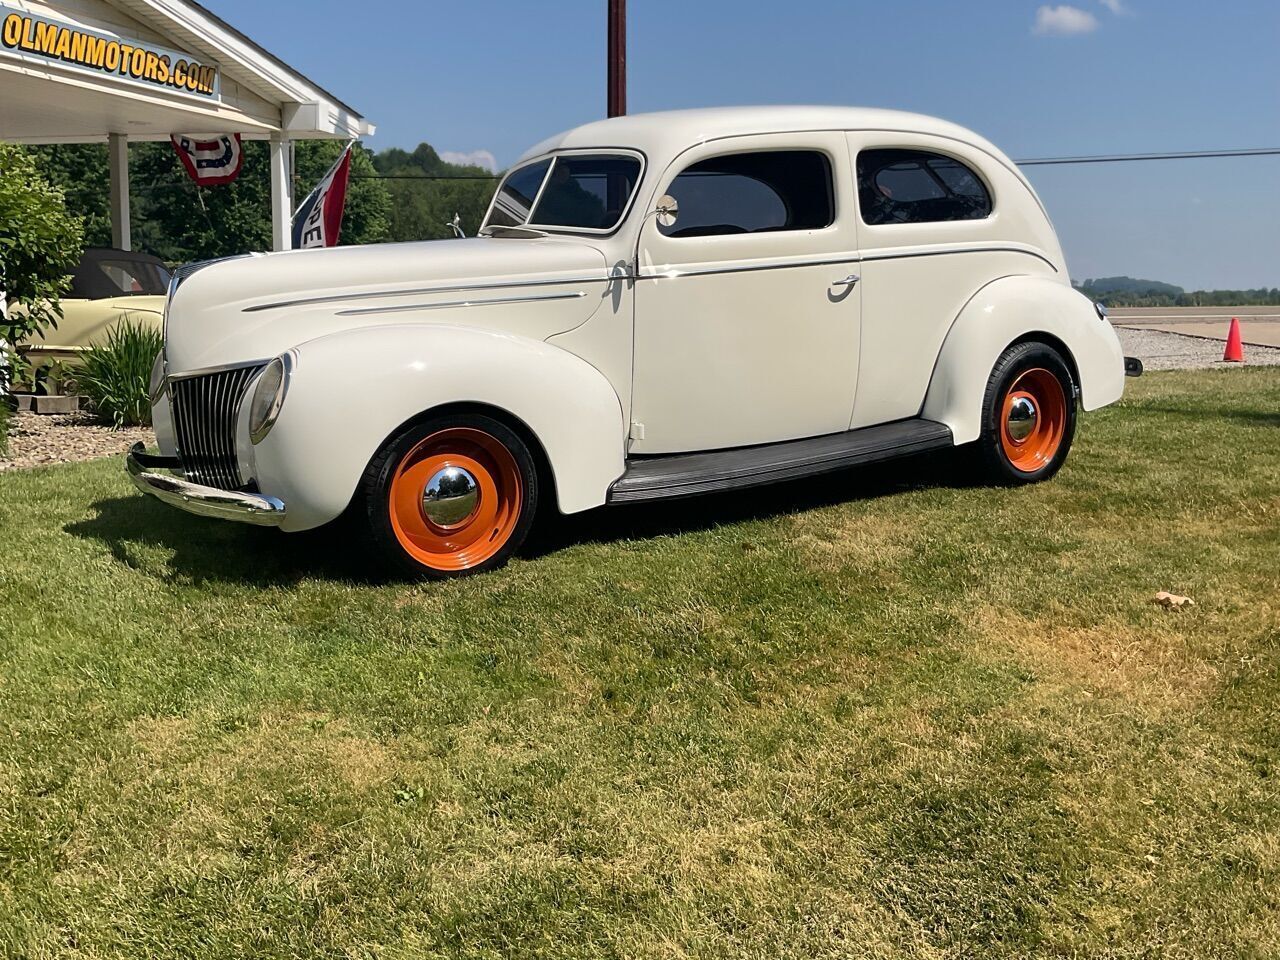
517;105;1009;167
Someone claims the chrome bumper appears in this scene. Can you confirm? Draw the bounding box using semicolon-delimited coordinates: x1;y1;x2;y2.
126;442;286;526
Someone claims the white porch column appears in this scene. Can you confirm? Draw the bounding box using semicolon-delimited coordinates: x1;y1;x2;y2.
269;133;293;251
108;132;130;251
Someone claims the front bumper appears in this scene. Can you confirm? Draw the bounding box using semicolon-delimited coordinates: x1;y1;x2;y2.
126;442;287;527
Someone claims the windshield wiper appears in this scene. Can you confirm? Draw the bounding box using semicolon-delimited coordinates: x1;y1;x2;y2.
478;223;548;239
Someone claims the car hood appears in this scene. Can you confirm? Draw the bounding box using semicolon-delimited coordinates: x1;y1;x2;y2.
164;237;613;373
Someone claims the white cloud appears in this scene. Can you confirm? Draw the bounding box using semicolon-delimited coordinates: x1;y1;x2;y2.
1097;0;1127;14
1033;4;1100;35
440;149;498;172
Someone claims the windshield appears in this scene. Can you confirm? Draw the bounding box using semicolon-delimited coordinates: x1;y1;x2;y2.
482;153;642;234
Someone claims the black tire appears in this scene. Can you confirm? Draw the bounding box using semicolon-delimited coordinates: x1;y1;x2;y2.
972;341;1078;485
360;412;539;579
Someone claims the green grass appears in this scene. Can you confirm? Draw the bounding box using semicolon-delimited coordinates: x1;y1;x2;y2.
1;368;1278;959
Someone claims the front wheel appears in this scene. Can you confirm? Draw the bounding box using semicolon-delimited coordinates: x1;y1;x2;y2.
361;413;538;579
973;341;1077;485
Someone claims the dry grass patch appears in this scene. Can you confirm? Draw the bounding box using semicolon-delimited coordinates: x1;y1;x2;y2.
968;605;1221;715
788;508;921;576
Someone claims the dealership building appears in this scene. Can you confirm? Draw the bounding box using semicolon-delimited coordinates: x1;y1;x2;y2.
0;0;374;251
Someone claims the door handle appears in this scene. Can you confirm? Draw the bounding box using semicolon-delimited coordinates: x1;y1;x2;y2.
831;274;860;287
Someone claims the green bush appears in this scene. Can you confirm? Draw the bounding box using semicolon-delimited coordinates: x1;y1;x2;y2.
75;321;162;428
0;143;85;350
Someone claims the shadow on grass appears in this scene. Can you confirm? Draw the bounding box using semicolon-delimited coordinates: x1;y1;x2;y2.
65;449;979;586
529;448;980;560
64;495;379;587
1138;404;1280;427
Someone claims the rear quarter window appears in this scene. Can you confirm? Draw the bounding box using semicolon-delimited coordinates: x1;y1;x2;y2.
857;149;992;225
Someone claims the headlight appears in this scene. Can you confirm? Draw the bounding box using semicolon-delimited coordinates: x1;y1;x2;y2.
248;354;292;445
148;350;167;403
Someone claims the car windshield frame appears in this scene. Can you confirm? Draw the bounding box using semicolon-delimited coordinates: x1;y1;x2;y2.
481;149;646;237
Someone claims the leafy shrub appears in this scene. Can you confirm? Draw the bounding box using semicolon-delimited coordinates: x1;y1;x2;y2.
0;398;9;456
0;143;85;355
75;321;162;428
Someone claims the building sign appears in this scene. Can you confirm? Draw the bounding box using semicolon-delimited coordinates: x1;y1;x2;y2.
0;4;220;99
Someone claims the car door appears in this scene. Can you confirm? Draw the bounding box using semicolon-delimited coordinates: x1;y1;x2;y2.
846;132;1057;429
629;132;860;455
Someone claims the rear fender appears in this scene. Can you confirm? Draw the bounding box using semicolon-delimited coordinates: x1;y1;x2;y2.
922;276;1125;444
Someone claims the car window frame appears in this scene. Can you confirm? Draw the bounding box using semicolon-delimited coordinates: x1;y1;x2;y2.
482;148;648;238
657;146;839;240
854;147;995;228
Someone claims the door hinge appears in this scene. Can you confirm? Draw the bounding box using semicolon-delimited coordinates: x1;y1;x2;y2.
629;421;645;441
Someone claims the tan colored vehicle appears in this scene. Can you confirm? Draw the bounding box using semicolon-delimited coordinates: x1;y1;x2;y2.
18;248;169;366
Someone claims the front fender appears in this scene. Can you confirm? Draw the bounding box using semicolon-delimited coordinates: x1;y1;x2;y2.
922;276;1125;445
249;324;626;531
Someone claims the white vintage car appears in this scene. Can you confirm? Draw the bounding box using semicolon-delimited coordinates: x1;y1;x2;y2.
129;106;1138;578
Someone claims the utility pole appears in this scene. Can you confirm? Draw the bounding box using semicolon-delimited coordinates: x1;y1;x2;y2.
607;0;626;117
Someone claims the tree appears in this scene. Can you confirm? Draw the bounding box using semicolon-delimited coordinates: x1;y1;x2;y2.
373;144;498;242
26;139;393;264
0;143;85;350
29;143;112;248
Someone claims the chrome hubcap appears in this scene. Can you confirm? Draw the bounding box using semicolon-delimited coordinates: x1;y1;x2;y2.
1006;396;1038;442
422;466;480;528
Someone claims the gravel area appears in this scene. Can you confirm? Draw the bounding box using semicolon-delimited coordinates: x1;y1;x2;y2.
0;412;153;473
1115;325;1280;372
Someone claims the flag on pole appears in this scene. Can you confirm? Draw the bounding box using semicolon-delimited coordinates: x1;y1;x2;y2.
292;143;354;249
171;133;243;185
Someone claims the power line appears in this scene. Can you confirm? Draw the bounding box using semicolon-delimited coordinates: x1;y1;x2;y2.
1014;147;1280;166
349;173;498;181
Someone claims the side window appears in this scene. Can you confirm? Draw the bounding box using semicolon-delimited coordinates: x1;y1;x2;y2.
857;149;992;225
659;150;834;238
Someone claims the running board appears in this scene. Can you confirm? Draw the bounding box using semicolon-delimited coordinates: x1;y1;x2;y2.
607;419;954;504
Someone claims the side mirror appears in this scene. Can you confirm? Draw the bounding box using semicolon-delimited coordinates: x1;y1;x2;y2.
654;195;679;228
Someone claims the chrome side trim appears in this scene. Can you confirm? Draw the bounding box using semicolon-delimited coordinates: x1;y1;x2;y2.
635;244;1058;281
243;274;611;314
636;255;858;281
126;443;286;527
334;290;588;318
858;244;1059;272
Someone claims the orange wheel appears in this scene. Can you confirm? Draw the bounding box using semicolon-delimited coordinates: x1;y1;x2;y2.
364;415;537;578
975;342;1077;485
998;367;1068;474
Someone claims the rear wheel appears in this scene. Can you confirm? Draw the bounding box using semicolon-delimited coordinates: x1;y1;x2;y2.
362;413;538;579
974;341;1077;484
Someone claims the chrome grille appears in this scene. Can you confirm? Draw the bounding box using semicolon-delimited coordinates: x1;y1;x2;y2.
169;364;264;490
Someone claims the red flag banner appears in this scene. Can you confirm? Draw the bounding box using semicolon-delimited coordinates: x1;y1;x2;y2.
292;144;353;249
170;133;243;185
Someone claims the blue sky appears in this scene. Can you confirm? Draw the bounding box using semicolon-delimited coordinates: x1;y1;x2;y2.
205;0;1279;289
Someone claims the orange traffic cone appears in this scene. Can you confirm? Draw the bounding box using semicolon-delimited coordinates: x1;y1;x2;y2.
1223;317;1245;363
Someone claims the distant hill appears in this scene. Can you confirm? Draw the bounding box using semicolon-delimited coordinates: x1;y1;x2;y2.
1075;276;1185;298
1074;276;1279;308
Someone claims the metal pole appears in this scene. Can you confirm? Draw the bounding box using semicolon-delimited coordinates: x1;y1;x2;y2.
607;0;626;117
108;133;131;251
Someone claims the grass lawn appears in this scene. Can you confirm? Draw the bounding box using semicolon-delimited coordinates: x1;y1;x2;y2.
1;368;1278;959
